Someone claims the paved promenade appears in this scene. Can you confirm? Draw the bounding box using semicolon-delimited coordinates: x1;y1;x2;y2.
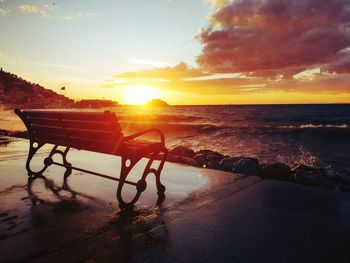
1;138;350;262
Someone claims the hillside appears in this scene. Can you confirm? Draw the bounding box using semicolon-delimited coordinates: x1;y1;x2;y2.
146;98;169;107
0;68;74;109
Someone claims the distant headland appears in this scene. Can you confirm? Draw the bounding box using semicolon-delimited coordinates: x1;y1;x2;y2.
145;98;169;107
0;68;118;109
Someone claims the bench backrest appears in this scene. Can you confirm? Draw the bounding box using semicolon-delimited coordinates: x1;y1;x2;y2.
15;109;124;155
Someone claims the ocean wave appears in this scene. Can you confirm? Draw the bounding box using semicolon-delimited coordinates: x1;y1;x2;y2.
120;122;223;134
278;124;348;129
117;114;203;123
120;121;350;136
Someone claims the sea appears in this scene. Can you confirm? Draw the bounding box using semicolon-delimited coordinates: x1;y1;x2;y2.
1;104;350;177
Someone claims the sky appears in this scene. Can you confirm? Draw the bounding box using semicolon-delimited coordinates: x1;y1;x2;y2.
0;0;349;105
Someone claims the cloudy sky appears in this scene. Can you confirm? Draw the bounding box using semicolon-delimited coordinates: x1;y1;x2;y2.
1;0;349;104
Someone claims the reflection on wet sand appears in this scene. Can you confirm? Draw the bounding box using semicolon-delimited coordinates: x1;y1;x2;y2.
0;138;222;261
26;174;171;262
27;174;95;206
1;171;170;261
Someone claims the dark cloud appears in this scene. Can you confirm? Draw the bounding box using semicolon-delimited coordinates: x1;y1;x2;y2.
325;52;350;74
197;0;350;76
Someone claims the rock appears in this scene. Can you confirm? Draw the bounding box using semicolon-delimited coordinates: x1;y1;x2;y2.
262;162;291;180
194;150;225;167
207;153;225;160
179;157;198;166
219;157;243;171
207;159;221;169
167;154;198;166
195;149;223;159
291;164;332;188
169;146;195;158
194;154;207;167
231;157;261;176
196;149;217;155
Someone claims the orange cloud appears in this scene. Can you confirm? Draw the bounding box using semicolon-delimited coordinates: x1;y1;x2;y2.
111;61;350;96
116;62;210;80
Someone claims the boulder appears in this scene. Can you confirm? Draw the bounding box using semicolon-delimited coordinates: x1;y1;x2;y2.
169;146;195;158
291;164;332;188
194;154;207;167
207;159;221;169
195;149;223;159
231;157;261;176
219;157;242;171
207;153;225;160
167;154;198;166
196;149;218;155
262;162;291;180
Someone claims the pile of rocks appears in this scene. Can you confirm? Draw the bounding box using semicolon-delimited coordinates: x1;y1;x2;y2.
167;146;350;192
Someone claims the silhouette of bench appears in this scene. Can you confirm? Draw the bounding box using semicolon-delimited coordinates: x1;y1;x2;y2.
14;109;168;209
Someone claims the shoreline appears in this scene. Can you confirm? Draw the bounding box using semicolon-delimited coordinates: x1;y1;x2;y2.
166;145;350;192
1;133;350;262
3;131;350;194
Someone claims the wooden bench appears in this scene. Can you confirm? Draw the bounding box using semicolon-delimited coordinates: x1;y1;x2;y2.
14;109;168;209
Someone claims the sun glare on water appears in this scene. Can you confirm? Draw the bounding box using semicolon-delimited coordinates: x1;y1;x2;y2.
123;86;160;105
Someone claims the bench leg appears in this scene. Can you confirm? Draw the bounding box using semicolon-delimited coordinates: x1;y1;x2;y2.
140;149;167;199
26;142;72;180
116;157;141;209
155;148;168;203
46;146;72;179
61;147;72;179
26;140;52;177
116;149;168;209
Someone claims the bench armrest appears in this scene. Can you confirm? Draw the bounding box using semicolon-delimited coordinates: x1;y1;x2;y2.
123;128;165;145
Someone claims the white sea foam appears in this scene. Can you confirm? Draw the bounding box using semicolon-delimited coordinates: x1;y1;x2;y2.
279;124;348;129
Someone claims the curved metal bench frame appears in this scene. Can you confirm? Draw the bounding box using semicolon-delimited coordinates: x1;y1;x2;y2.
15;109;168;209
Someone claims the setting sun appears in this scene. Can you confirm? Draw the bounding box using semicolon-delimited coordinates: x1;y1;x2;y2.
122;86;160;105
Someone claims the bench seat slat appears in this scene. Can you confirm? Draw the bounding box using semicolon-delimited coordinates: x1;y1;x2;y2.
28;118;117;131
17;109;165;156
31;125;120;140
27;118;62;127
34;132;162;156
32;125;66;136
36;134;122;155
23;111;114;122
67;129;120;140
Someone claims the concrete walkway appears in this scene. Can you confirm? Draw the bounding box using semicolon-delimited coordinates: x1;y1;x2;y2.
1;138;350;262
